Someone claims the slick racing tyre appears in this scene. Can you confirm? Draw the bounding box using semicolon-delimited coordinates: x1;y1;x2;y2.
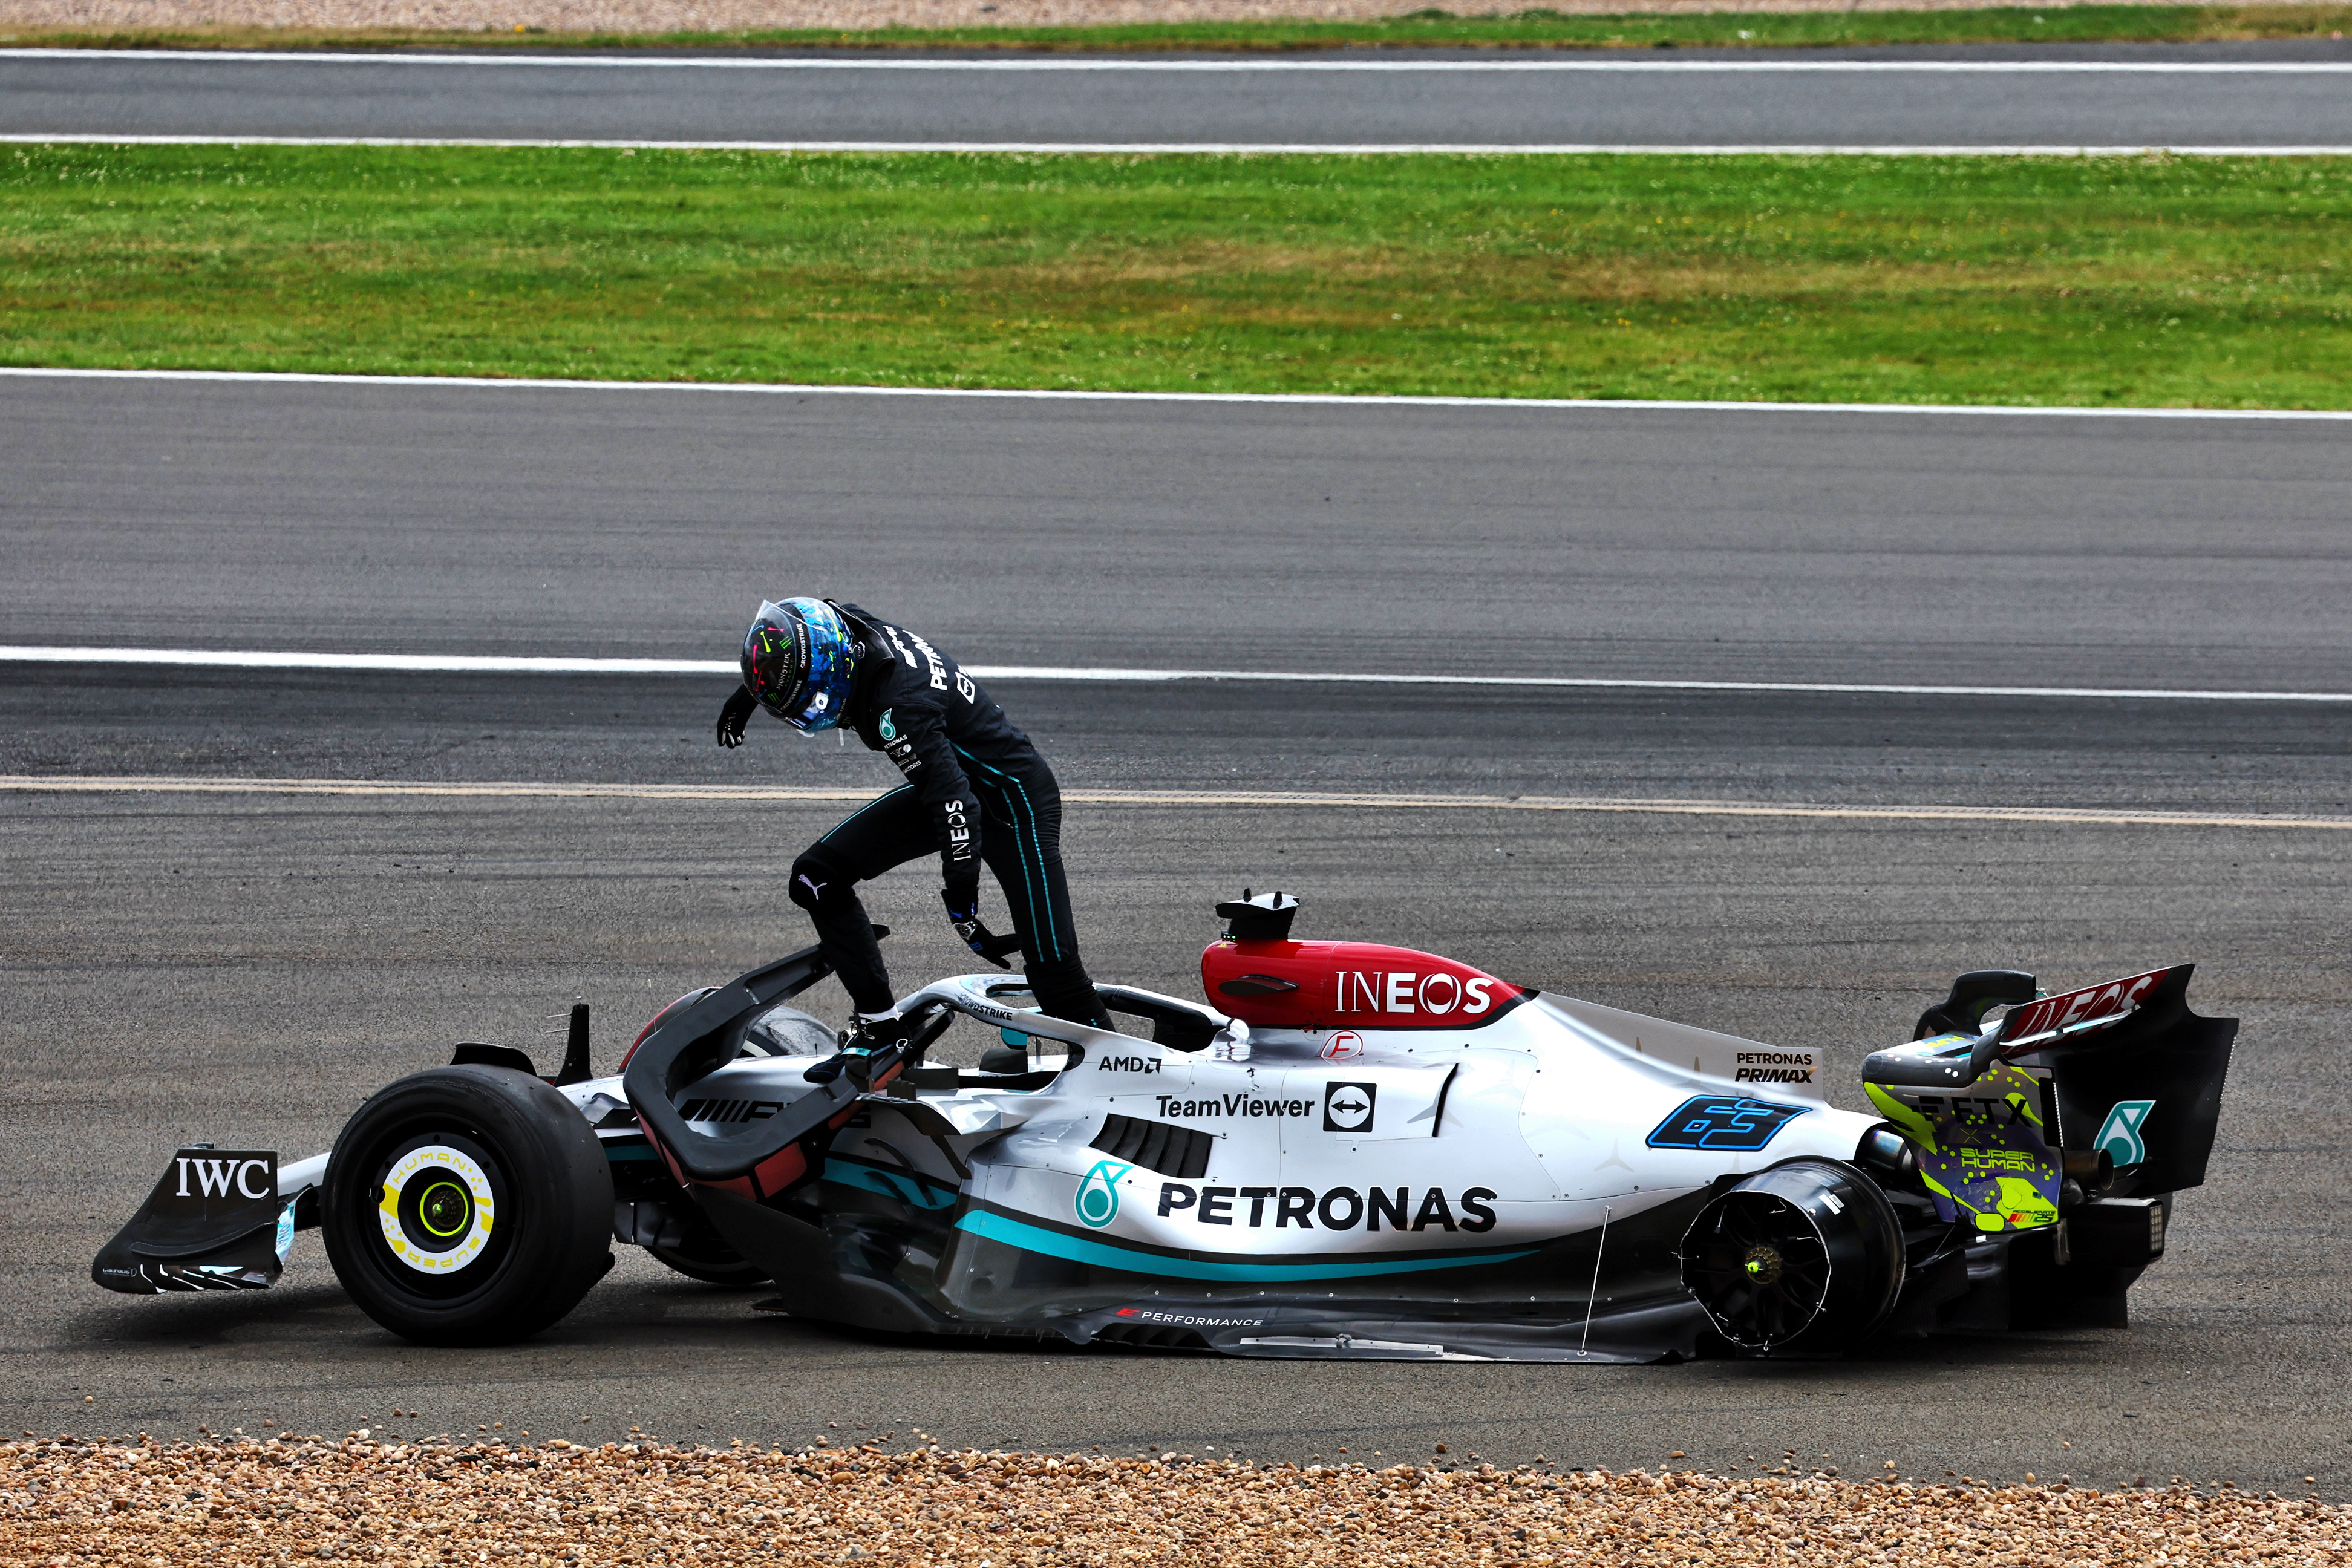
322;1065;613;1346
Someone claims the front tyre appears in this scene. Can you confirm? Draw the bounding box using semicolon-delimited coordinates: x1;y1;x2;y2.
323;1065;612;1345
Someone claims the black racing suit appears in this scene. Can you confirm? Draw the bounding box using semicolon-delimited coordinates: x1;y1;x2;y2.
785;603;1109;1030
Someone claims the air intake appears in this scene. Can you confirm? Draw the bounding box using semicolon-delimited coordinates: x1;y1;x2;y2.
1090;1115;1214;1180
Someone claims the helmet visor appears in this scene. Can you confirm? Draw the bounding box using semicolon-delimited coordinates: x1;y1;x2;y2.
742;601;811;717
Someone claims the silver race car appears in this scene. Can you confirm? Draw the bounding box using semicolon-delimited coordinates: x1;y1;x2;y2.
94;892;2233;1361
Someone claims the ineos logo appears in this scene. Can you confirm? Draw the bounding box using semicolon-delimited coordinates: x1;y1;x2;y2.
1322;1082;1377;1134
1333;971;1495;1016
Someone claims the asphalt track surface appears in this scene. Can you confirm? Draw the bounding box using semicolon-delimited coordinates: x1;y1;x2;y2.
2;373;2349;1493
5;41;2352;149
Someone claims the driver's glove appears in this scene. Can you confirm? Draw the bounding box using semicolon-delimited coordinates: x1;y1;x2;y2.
716;685;757;748
942;884;1021;969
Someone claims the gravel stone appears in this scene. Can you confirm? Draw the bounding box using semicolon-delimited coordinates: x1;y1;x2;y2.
4;1437;2347;1566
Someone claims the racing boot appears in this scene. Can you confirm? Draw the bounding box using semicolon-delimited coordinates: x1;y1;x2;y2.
1025;955;1115;1032
803;1011;916;1091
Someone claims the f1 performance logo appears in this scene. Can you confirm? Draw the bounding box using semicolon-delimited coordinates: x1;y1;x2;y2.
2096;1100;2155;1166
1322;1082;1377;1133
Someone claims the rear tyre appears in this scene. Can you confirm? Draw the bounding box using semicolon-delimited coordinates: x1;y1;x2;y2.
322;1065;613;1345
1681;1158;1903;1354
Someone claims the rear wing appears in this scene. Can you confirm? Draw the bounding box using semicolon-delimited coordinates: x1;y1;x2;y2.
2004;965;2235;1196
1863;964;2235;1196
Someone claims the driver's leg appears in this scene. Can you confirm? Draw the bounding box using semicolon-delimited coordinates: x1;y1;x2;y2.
789;785;930;1017
973;771;1111;1030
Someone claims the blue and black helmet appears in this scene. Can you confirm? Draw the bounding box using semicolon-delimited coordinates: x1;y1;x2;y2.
742;598;858;733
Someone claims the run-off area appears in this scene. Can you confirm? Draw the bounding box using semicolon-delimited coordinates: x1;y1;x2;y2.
3;788;2347;1493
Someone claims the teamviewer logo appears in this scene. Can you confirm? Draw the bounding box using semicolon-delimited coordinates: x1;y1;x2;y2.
1323;1082;1377;1133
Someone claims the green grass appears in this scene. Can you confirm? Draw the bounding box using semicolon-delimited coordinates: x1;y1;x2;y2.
5;4;2351;53
3;145;2348;407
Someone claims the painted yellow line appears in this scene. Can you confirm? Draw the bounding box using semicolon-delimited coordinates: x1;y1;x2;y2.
3;775;2348;832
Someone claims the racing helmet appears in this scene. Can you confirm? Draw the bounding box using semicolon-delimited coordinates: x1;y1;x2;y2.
741;598;858;733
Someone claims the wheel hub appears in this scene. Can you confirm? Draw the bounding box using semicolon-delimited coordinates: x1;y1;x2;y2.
378;1144;498;1275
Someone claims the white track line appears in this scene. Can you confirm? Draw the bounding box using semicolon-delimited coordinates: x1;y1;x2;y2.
6;48;2352;72
6;773;2348;831
7;366;2350;421
10;133;2350;155
6;645;2348;703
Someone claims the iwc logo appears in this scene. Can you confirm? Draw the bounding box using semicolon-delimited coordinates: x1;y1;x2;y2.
1074;1160;1132;1229
1322;1082;1377;1133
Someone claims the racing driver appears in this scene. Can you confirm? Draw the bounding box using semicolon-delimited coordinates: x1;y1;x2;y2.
717;597;1112;1043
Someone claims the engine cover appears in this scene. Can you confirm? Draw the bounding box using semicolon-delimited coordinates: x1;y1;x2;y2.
1200;938;1527;1033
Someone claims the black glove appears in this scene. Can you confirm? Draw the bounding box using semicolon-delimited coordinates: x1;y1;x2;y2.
942;884;1022;969
716;685;757;748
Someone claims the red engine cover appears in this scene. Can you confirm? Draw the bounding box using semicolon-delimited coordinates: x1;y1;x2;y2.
1200;939;1525;1033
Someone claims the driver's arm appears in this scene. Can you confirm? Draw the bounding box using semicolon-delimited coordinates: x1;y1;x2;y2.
881;695;983;908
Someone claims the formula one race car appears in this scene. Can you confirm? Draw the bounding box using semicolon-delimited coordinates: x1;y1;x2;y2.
93;893;2235;1361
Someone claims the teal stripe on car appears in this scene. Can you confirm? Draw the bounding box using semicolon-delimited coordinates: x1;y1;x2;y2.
956;1210;1535;1282
825;1157;961;1210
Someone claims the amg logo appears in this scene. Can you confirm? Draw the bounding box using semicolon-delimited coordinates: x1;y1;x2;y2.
889;626;953;694
677;1099;782;1124
1157;1181;1497;1233
1333;972;1495;1017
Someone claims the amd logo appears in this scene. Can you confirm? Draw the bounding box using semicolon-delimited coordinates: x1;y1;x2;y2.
1333;972;1497;1016
1095;1054;1163;1076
